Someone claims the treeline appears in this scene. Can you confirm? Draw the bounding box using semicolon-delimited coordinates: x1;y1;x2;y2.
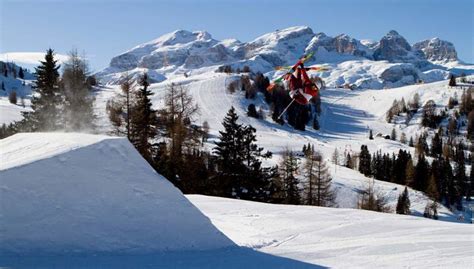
356;139;473;211
383;87;474;214
216;65;251;74
449;73;474;87
0;61;28;79
387;89;474;137
1;61;30;106
0;49;96;138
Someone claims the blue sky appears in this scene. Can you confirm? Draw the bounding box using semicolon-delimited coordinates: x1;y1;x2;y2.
1;0;473;71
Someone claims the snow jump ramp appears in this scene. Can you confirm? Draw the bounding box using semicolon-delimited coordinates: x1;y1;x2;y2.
0;132;234;255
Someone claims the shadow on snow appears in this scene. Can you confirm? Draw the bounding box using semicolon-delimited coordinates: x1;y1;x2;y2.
1;247;326;269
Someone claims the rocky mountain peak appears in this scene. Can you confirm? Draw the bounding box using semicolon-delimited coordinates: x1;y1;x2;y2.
373;30;412;61
413;38;458;62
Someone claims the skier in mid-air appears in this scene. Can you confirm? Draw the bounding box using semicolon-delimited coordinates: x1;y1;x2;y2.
285;62;319;105
267;52;327;117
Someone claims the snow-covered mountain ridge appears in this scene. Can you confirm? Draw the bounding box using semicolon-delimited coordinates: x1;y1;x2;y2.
97;26;474;88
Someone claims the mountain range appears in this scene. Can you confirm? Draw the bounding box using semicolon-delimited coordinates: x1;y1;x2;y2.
96;26;472;88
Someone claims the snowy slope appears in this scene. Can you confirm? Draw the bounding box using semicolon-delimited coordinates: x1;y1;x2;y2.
189;195;474;268
93;73;460;221
0;61;35;125
0;97;31;125
0;133;233;255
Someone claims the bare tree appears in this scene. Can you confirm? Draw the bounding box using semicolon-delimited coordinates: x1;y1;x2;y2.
106;74;134;138
160;83;200;158
61;49;95;131
358;180;390;212
303;149;337;207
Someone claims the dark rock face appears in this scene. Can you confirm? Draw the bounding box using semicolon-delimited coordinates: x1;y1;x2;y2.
306;33;371;58
373;30;412;61
110;53;140;70
413;38;458;62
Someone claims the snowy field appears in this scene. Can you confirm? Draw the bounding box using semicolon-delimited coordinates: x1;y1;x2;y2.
189;195;474;268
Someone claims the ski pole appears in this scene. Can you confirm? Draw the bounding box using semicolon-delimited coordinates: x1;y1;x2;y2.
278;98;296;119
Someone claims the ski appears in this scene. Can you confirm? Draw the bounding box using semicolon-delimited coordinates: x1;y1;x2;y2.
274;65;330;72
267;51;314;91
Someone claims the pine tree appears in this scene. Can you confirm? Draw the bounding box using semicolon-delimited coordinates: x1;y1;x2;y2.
448;74;456;87
312;117;320;130
369;129;373;140
391;128;397;140
414;154;430;192
359;145;371;176
469;152;474;199
279;149;300;205
331;148;340;166
303;148;337;207
453;143;467;203
410;93;420;110
430;132;443;157
409;136;414;147
371;151;383;180
130;73;158;162
247;104;258;118
214;107;245;196
21;49;61;131
18;67;24;79
468;111;474;140
240;124;276;201
214;107;275;201
396;186;411;215
443;158;459;208
392;150;411;185
345;153;353;169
